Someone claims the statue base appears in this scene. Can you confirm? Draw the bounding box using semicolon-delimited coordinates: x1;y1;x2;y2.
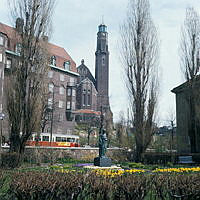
94;156;112;167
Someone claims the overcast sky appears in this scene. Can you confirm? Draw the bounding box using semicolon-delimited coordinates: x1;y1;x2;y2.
0;0;200;124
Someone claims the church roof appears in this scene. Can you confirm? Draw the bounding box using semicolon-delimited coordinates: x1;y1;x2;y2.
74;109;101;115
77;59;96;86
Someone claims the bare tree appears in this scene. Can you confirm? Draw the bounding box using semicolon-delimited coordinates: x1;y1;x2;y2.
120;0;159;162
6;0;55;159
180;7;200;153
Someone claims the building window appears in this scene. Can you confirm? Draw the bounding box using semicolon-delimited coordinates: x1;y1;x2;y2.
48;98;53;109
59;86;64;95
15;43;22;55
48;83;54;93
59;100;64;108
64;61;70;70
0;53;2;63
70;77;74;84
58;114;64;122
67;101;71;109
72;102;75;110
6;58;12;69
60;74;64;81
0;36;3;45
102;58;105;64
67;88;71;96
51;56;56;66
72;89;76;97
48;71;53;78
88;94;91;105
83;94;86;105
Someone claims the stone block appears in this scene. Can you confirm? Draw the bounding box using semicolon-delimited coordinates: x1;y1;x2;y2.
94;156;112;167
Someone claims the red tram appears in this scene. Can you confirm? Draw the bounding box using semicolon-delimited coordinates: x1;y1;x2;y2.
26;133;80;147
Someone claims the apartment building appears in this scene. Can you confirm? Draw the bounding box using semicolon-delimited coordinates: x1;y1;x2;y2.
0;20;79;139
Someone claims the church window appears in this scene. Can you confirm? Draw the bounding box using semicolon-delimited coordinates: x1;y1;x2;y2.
51;56;56;66
83;94;86;105
88;94;91;106
64;61;70;70
102;57;105;64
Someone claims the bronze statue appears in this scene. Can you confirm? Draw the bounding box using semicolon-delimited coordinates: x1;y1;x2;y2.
99;128;107;157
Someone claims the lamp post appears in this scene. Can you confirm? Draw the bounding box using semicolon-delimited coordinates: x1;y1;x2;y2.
0;113;5;148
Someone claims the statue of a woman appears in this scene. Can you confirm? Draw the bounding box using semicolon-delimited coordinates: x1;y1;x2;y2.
99;129;107;157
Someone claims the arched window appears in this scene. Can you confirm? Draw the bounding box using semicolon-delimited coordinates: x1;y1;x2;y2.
51;56;56;66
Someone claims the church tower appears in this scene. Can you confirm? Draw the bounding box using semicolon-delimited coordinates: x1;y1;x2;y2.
95;23;110;111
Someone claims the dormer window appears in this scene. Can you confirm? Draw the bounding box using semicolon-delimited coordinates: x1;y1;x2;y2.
15;43;22;55
0;35;4;46
51;56;56;66
64;61;70;70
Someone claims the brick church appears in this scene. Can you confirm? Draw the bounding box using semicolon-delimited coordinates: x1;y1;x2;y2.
0;20;112;139
75;24;112;124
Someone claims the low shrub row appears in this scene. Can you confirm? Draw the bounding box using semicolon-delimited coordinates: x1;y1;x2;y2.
142;152;200;165
0;170;200;199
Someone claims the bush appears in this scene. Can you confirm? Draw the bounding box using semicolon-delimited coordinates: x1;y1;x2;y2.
1;152;20;168
0;169;199;199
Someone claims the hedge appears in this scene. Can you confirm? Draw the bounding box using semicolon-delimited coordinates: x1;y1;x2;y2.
0;170;199;199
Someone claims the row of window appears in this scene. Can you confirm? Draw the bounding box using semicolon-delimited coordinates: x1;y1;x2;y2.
0;35;71;70
48;71;75;83
48;99;76;110
83;94;91;106
48;84;76;96
34;135;78;143
51;56;71;71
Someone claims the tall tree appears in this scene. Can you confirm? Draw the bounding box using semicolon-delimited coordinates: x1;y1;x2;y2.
180;7;200;153
120;0;159;162
6;0;55;158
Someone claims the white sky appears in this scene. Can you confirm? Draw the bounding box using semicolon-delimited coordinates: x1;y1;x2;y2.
0;0;200;124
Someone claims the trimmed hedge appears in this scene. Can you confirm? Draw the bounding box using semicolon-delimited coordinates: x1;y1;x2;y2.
0;170;199;199
142;152;200;165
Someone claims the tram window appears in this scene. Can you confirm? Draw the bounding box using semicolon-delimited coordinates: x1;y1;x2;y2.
42;136;49;141
61;137;66;142
75;139;79;143
35;136;41;141
56;137;62;142
67;138;75;142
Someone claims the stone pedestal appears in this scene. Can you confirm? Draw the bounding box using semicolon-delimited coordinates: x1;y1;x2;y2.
94;156;112;167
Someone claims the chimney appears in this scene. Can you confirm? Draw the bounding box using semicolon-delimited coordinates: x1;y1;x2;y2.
15;18;24;33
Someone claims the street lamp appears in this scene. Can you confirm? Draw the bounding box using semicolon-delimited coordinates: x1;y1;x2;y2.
0;113;5;147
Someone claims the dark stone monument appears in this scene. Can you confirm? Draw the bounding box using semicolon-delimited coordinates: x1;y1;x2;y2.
94;108;112;167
